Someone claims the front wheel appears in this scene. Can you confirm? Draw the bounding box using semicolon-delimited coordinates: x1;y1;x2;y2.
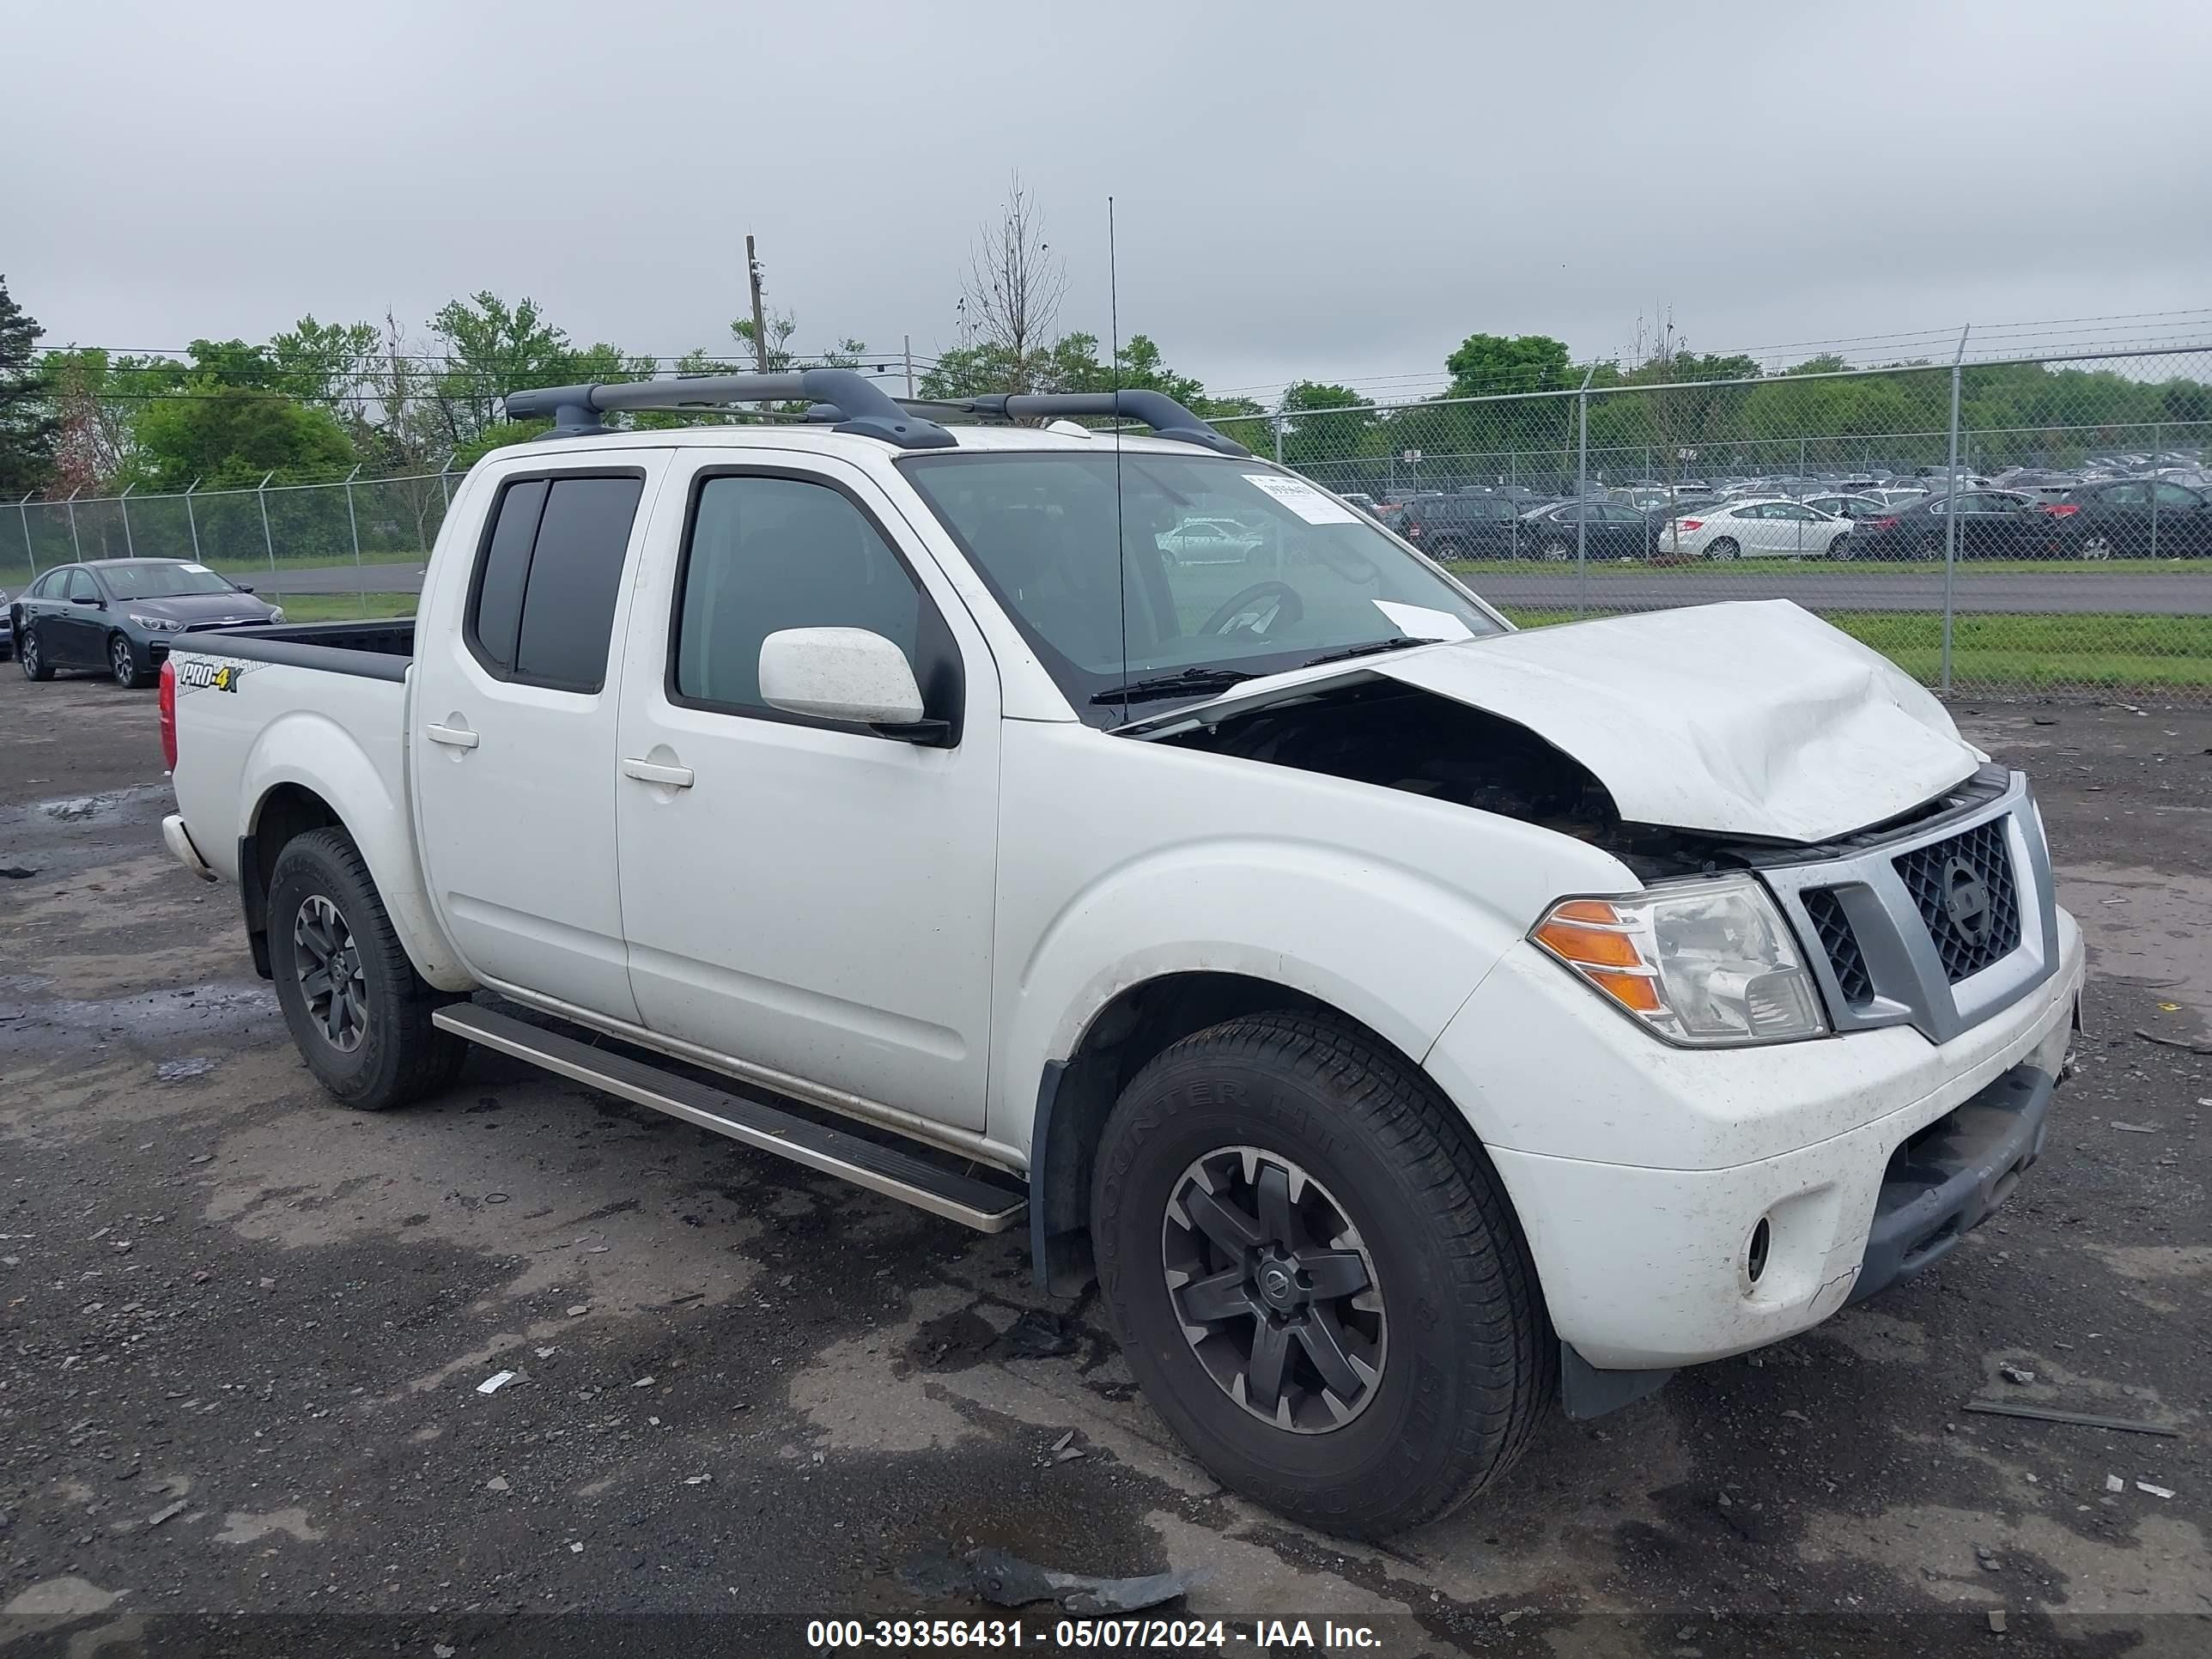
20;625;53;681
266;827;465;1110
1827;534;1853;560
1090;1012;1552;1539
109;633;155;689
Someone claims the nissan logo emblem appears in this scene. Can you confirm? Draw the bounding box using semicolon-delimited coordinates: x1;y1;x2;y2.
1942;856;1991;943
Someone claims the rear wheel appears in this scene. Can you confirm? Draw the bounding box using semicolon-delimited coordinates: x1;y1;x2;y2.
1091;1012;1551;1539
266;827;465;1111
2079;534;2113;562
1706;536;1741;561
20;625;52;681
109;633;155;689
1538;537;1574;562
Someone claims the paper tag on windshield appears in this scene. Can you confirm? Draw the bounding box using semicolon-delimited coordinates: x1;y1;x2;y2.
181;562;212;574
1243;473;1359;525
1372;600;1474;641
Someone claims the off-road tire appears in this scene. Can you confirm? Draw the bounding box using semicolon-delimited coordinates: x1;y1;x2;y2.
266;827;465;1110
1090;1012;1553;1539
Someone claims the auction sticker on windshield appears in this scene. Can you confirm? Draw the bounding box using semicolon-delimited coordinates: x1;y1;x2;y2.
1242;473;1359;525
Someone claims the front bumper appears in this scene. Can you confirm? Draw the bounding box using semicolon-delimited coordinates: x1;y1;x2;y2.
1427;904;2082;1374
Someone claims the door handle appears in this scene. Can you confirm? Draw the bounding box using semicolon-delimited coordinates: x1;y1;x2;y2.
620;757;695;789
426;723;479;750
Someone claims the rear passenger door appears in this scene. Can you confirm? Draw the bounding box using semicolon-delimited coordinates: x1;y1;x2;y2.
412;453;668;1021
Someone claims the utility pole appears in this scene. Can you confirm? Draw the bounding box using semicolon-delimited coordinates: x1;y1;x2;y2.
745;234;771;416
903;335;915;398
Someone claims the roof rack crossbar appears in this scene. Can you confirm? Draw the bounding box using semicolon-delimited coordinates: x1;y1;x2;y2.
502;370;956;449
941;391;1248;457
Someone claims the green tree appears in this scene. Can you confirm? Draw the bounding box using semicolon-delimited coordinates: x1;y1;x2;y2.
270;315;380;418
1278;381;1379;469
131;384;356;489
1443;333;1574;397
428;293;575;444
1;277;59;495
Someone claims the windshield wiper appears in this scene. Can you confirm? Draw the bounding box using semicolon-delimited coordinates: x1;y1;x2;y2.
1300;636;1444;668
1090;666;1256;706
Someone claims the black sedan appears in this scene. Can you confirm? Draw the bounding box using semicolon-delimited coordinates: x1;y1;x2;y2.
2041;478;2212;560
1516;500;1654;562
1844;490;2046;561
13;559;283;687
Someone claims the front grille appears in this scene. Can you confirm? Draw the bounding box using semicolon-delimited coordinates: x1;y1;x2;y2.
1893;817;2021;982
1801;887;1873;1005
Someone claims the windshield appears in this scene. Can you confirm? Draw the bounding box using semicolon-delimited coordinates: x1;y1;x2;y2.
902;452;1505;724
96;562;239;600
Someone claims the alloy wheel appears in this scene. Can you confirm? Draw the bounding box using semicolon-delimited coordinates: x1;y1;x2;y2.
294;894;369;1052
1162;1146;1387;1433
19;632;37;677
112;637;134;685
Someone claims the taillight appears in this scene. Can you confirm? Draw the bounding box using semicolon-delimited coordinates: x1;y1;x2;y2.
1868;516;1899;531
1405;522;1421;538
159;659;178;771
1677;519;1704;532
2042;503;2079;517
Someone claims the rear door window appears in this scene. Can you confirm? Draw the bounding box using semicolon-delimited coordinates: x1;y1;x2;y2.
467;473;645;694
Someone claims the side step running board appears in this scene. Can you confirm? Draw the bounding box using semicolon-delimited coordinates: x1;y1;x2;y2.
433;1003;1027;1233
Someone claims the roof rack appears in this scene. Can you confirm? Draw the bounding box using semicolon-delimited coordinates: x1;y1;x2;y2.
909;392;1249;457
504;369;956;449
501;375;1248;457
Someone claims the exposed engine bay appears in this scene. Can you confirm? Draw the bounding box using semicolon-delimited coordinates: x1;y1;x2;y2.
1151;679;1990;879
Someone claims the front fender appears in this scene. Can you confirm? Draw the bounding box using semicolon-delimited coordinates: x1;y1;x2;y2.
241;710;471;990
990;833;1618;1154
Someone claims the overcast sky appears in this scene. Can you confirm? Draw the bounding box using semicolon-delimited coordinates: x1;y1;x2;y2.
8;0;2209;403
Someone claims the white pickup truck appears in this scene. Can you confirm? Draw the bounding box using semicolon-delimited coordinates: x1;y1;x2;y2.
160;372;2081;1538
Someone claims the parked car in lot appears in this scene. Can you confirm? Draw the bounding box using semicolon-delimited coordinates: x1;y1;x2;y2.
1802;493;1904;533
1845;490;2045;562
1656;498;1856;561
1157;515;1264;562
2040;478;2212;559
0;589;12;661
159;371;2082;1540
1516;499;1652;561
1397;494;1529;558
12;558;283;686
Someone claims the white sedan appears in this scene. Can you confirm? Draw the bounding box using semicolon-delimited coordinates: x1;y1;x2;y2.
1657;497;1856;560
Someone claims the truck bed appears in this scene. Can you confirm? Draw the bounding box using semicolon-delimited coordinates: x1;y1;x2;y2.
185;617;415;681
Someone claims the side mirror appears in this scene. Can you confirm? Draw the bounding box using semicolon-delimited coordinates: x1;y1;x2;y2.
73;594;102;608
234;582;255;593
758;627;948;744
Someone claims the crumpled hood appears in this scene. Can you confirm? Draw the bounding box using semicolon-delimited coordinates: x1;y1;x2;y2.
1142;601;1985;843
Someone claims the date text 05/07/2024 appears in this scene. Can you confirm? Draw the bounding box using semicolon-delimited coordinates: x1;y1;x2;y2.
805;1617;1386;1650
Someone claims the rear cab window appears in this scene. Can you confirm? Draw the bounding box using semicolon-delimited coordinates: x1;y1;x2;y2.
467;472;646;693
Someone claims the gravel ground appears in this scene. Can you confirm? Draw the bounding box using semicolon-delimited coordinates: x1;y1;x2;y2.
0;664;2206;1658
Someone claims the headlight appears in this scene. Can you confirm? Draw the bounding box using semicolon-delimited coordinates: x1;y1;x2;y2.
129;613;184;632
1532;875;1828;1047
266;606;285;623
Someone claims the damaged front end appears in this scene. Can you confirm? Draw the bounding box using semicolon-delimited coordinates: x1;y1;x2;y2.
1144;674;1991;882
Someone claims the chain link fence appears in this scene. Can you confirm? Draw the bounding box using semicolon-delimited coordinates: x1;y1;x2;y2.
11;344;2209;700
1214;343;2212;703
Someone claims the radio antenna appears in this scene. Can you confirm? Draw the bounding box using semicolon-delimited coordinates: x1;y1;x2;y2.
1109;194;1128;726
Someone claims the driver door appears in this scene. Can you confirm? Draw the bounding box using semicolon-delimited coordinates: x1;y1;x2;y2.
612;453;1002;1131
